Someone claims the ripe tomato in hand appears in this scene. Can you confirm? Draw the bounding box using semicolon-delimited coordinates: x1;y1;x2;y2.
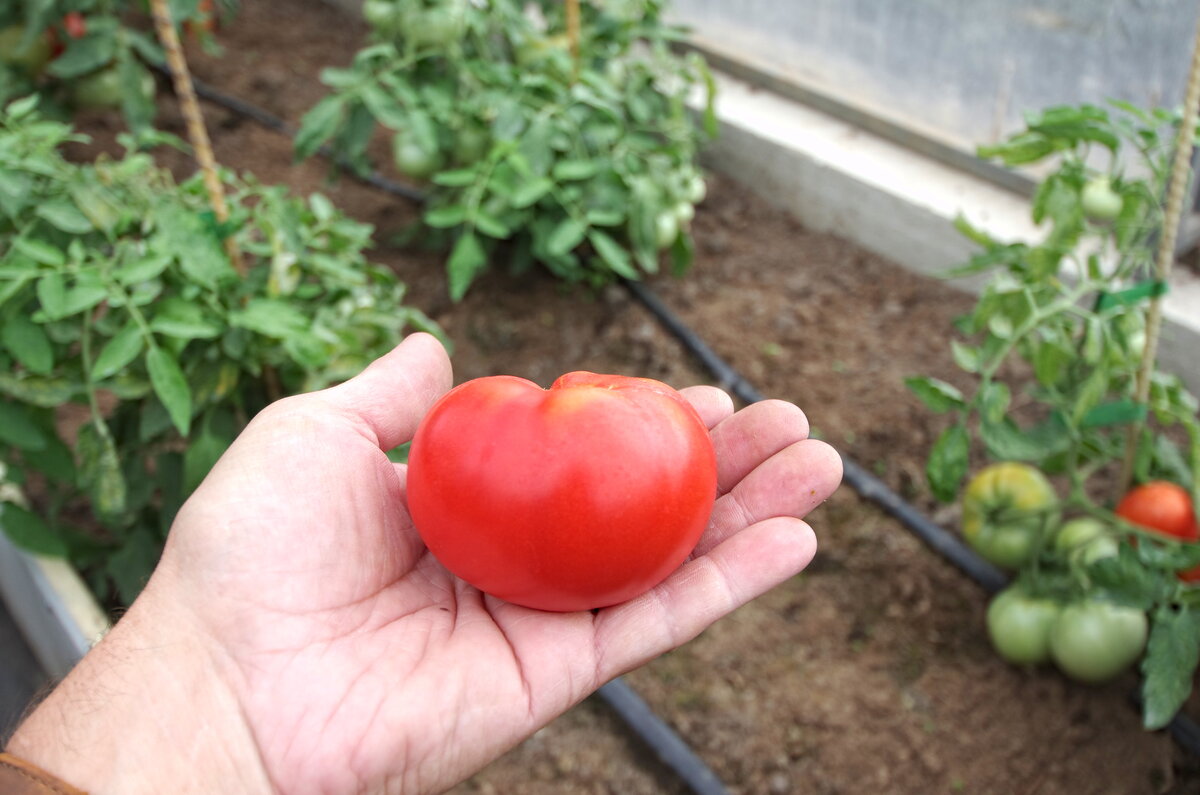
1115;481;1200;582
406;372;718;612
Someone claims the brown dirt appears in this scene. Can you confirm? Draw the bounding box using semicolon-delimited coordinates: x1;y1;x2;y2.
72;0;1200;792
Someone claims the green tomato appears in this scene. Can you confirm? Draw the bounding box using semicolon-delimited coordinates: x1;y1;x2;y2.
1081;177;1123;222
0;25;51;75
685;175;706;204
409;5;465;48
453;124;490;164
71;65;155;109
962;462;1058;569
1054;518;1118;567
392;132;443;179
986;586;1062;665
674;201;695;225
654;211;679;249
1050;601;1147;684
362;0;402;33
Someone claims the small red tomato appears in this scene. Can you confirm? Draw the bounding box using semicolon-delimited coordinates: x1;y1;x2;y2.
1115;481;1199;583
406;372;718;612
63;12;87;39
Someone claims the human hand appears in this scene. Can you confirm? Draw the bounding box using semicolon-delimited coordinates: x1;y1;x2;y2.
8;333;842;794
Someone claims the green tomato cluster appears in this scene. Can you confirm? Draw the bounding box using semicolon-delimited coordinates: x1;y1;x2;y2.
986;587;1148;683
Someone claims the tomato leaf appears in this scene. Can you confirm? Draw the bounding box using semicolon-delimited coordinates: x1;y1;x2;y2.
106;526;162;606
2;314;53;375
546;218;587;257
927;423;969;503
92;321;145;380
1141;605;1200;730
76;420;128;520
0;503;67;558
588;230;637;279
145;347;192;436
0;401;47;451
295;94;347;161
447;232;487;302
905;377;965;414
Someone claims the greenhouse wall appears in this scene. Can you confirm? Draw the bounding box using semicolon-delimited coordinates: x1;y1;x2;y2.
668;0;1200;153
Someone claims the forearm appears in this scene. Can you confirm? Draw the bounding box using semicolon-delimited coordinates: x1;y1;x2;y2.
5;577;272;794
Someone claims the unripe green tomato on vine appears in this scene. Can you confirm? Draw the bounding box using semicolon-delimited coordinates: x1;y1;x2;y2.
1081;177;1122;222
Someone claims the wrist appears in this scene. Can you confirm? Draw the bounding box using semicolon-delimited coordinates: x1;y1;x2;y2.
5;573;272;794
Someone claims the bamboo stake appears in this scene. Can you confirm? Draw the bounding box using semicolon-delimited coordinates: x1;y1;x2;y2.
148;0;244;275
1118;14;1200;493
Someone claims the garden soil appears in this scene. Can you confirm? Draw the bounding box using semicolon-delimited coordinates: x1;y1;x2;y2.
72;1;1200;792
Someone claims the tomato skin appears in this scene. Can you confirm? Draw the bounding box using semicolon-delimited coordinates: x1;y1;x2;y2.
962;462;1058;569
1049;601;1148;683
1054;517;1118;566
392;131;443;179
406;372;718;612
1115;481;1197;541
986;587;1062;665
1081;177;1123;222
654;211;679;249
63;12;87;39
0;25;52;74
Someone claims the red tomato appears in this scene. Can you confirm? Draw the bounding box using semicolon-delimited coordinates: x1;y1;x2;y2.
63;12;87;39
1115;481;1199;582
406;372;718;612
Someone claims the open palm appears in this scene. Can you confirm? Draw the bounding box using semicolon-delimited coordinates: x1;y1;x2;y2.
150;333;841;794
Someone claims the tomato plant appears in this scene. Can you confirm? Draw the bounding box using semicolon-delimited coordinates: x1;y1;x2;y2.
0;98;442;606
296;0;717;299
961;462;1057;569
0;1;234;131
1049;600;1149;684
986;586;1062;664
907;102;1200;728
406;372;717;612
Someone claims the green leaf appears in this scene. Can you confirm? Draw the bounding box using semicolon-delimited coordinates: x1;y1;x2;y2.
424;204;467;228
295;94;347;160
15;238;65;267
1034;340;1072;387
47;32;118;78
950;341;981;373
510;177;554;209
149;298;222;340
115;253;171;285
36;272;67;319
0;503;67;557
36;199;94;234
927;423;969;503
977;132;1055;166
432;168;478;187
1096;280;1169;311
981;415;1070;462
472;210;510;240
552;160;599;181
670;232;694;277
1141;606;1200;730
1080;400;1147;429
979;381;1011;425
588;230;637;279
92;321;145;380
905;376;965;414
2;314;53;375
447;232;487;302
0;402;47;450
146;347;192;435
23;433;75;484
546;218;588;257
229;299;308;338
152;204;235;288
0;373;76;407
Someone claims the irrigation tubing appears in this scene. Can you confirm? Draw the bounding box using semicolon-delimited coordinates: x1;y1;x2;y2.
181;77;1200;762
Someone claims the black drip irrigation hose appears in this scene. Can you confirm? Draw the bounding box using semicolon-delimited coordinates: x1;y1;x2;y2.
180;77;1200;763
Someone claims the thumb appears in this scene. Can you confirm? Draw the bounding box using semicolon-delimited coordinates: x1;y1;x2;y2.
321;332;453;451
